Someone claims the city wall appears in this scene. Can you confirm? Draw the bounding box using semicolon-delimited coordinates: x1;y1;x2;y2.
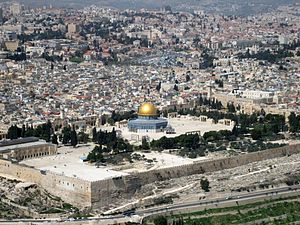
90;143;300;207
0;160;91;208
132;144;300;185
90;175;141;208
1;143;300;209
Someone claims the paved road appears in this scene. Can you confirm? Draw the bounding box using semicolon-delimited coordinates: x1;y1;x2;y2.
137;184;300;216
1;184;300;224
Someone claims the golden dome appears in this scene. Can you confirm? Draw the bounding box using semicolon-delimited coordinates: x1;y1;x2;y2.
138;102;157;116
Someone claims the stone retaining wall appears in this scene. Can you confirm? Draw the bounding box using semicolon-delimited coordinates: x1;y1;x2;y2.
1;144;300;208
0;160;91;208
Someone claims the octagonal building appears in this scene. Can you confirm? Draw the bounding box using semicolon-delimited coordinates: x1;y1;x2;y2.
128;103;168;133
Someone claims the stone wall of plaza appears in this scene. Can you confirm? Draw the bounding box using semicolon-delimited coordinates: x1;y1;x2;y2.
132;144;300;185
0;159;91;208
90;176;142;208
90;143;300;208
1;144;300;209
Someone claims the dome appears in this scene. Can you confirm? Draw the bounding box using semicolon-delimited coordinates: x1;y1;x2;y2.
138;102;157;116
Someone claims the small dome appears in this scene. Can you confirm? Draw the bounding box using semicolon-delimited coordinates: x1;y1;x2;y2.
138;102;157;116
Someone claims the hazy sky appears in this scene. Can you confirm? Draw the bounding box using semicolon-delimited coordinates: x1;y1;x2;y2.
4;0;300;16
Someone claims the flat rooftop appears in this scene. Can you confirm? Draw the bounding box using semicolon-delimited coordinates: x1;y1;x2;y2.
22;144;217;182
0;137;39;147
22;145;129;182
0;139;51;153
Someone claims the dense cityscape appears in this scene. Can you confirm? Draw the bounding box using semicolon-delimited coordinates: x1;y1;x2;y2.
0;1;300;225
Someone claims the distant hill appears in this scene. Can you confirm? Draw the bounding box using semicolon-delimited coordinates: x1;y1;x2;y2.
5;0;300;16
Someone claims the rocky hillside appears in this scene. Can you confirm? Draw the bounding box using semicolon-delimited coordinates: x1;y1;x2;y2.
0;177;78;219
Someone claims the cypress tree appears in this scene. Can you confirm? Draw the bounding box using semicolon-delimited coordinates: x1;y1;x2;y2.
21;124;26;137
62;126;71;145
45;120;52;142
289;112;299;133
70;127;78;147
52;134;58;145
92;127;97;142
7;125;20;140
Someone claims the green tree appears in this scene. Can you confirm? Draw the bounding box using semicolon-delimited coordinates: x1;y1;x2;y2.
232;124;239;137
70;128;78;147
107;117;114;126
7;125;21;140
92;127;97;142
87;145;106;163
200;178;210;192
44;120;52;142
141;137;150;150
153;216;168;225
111;127;117;140
24;124;34;137
78;132;88;144
62;126;71;145
227;102;236;113
174;84;179;91
251;127;263;140
203;131;219;141
52;134;58;145
288;112;299;133
21;124;26;138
